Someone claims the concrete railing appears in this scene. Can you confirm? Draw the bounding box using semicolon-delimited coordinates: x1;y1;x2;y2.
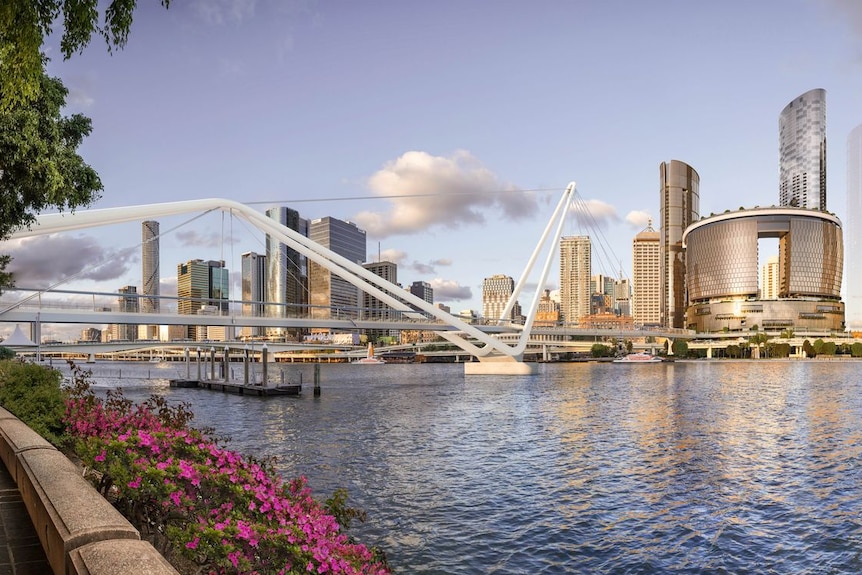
0;406;178;575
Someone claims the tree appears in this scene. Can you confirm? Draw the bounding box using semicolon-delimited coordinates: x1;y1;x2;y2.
1;0;170;110
0;72;103;238
851;342;862;358
671;339;688;357
0;72;103;291
590;343;613;358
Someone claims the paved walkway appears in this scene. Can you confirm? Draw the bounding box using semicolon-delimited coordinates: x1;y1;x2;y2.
0;460;50;574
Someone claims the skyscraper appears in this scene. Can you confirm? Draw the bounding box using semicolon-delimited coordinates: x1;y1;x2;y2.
177;259;229;340
848;124;862;330
141;220;160;340
308;217;366;321
632;221;660;326
362;261;398;320
265;207;307;331
241;251;267;338
559;236;591;325
779;88;827;210
760;255;780;300
111;285;139;341
482;274;515;324
660;160;700;329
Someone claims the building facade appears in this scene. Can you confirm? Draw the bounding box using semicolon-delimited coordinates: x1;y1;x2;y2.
760;255;779;300
847;124;862;330
683;208;843;332
482;274;516;324
140;220;160;340
241;251;267;338
265;207;308;335
632;222;661;326
560;236;591;325
660;160;700;329
362;261;398;320
111;285;139;342
308;217;366;321
177;259;229;340
779;88;827;210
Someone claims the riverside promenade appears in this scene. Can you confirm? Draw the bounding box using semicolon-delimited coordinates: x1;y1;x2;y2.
0;457;50;573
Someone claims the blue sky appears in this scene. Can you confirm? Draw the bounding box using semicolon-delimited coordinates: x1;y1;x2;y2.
4;0;862;339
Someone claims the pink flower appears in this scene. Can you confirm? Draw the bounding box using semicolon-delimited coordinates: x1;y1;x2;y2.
185;537;199;550
94;450;106;462
127;477;142;489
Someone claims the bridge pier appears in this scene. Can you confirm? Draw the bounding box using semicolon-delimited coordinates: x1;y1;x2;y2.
464;355;537;376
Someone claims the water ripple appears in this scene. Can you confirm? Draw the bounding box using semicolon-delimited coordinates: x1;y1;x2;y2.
89;360;862;574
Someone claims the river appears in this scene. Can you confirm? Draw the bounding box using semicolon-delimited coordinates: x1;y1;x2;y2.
61;359;862;574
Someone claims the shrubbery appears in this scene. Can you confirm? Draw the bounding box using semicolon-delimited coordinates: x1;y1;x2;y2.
0;359;67;445
0;360;388;574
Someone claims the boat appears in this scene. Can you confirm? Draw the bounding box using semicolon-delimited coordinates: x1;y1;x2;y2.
352;343;386;365
613;352;663;363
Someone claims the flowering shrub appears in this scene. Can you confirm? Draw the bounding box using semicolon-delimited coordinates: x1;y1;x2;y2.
63;365;390;575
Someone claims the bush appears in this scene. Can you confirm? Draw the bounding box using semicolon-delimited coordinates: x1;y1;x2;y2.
0;359;66;445
590;343;613;358
63;365;390;575
0;347;15;360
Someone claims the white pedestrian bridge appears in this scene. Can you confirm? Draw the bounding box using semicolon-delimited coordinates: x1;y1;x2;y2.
0;183;693;373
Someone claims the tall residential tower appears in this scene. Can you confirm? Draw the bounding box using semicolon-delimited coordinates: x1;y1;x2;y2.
779;88;827;210
660;160;699;329
559;236;591;325
632;221;660;326
847;124;862;330
140;221;160;340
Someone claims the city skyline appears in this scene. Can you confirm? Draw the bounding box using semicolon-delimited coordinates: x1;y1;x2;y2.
3;1;862;340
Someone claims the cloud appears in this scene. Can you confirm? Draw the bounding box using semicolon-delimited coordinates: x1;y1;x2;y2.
160;276;178;299
175;229;239;249
569;198;620;229
352;150;539;238
625;210;653;229
431;258;451;266
371;248;407;264
67;87;94;108
429;278;472;301
194;0;256;25
3;235;134;285
824;0;862;32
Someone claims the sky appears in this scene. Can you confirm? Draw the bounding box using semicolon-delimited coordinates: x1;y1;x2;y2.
3;0;862;340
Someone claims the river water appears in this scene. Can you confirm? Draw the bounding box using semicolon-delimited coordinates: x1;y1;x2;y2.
63;359;862;574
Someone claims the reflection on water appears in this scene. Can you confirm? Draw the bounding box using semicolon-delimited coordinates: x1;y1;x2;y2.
74;360;862;574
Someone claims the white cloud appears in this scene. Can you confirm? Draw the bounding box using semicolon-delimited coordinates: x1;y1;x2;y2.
175;229;239;248
160;276;178;299
371;248;407;264
67;87;95;108
569;198;620;229
194;0;256;25
429;278;472;301
3;235;134;285
352;150;539;238
625;210;653;229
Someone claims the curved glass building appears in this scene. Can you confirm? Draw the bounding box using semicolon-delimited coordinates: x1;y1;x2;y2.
682;207;843;333
779;89;827;210
660;160;699;329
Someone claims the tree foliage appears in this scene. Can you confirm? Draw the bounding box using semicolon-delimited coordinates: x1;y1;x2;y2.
590;343;614;358
0;72;103;241
0;0;170;110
